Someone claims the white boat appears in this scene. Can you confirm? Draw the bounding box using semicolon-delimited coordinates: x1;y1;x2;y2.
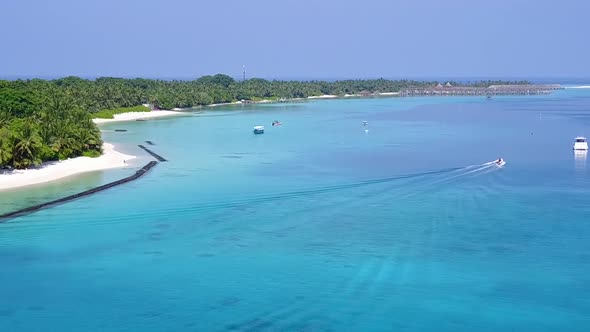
494;158;506;167
253;125;265;134
573;136;588;150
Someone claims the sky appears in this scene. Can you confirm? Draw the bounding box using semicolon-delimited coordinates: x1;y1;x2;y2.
1;0;589;80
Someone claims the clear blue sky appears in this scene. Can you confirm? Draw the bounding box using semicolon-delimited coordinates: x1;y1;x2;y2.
1;0;588;80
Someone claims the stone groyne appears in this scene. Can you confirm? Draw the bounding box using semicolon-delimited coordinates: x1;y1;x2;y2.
0;161;158;222
138;145;167;162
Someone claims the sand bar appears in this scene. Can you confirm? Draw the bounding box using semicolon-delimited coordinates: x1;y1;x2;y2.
92;110;183;124
308;95;338;99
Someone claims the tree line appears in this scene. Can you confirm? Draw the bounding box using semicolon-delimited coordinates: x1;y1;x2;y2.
0;75;532;112
0;74;529;169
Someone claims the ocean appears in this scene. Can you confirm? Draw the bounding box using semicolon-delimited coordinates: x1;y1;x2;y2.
1;88;589;331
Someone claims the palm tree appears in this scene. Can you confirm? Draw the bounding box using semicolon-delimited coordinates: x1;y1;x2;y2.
11;120;42;168
0;128;14;166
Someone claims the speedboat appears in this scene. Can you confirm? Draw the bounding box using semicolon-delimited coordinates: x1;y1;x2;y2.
253;125;265;134
573;136;588;150
272;120;282;126
495;158;506;167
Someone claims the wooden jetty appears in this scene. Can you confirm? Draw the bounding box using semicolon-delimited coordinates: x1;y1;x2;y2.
399;84;562;97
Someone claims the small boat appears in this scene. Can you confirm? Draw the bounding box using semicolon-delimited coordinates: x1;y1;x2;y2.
272;120;282;126
253;125;265;134
573;136;588;150
495;158;506;167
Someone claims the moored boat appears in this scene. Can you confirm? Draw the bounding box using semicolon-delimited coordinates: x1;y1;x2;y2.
573;136;588;150
253;125;265;134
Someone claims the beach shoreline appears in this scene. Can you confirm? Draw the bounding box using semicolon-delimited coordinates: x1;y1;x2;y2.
3;93;402;191
92;110;184;124
174;92;403;111
0;143;136;191
308;95;338;99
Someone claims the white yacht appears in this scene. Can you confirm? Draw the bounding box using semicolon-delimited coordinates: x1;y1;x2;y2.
573;137;588;150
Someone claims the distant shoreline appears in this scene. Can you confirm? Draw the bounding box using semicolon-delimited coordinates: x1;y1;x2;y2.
90;86;562;124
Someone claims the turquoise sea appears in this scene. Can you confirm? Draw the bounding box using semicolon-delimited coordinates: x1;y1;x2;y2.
1;88;590;331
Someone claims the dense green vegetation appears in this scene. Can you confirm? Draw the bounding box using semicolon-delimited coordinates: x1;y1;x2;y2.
92;105;151;119
0;74;530;169
0;75;532;113
0;81;102;169
448;80;532;88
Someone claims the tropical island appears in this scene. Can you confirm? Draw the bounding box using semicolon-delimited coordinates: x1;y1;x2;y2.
0;75;549;189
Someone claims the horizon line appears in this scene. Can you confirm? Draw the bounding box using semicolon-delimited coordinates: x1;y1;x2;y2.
1;74;589;83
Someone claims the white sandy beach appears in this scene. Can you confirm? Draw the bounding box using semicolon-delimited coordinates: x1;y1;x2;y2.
206;101;243;107
92;110;183;124
308;95;338;99
565;85;590;89
0;143;135;191
343;92;400;97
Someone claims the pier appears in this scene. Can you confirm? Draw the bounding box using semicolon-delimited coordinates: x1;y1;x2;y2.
399;84;562;97
0;161;158;222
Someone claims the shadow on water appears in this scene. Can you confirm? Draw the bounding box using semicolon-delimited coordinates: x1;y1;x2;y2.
574;150;588;187
0;172;106;215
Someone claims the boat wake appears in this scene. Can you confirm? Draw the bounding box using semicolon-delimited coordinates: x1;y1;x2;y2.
61;161;505;224
359;160;503;201
565;85;590;89
4;160;506;228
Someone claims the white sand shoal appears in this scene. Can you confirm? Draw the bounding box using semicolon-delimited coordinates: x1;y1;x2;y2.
92;110;183;124
342;92;400;97
207;101;243;107
0;143;136;191
565;85;590;89
308;95;338;99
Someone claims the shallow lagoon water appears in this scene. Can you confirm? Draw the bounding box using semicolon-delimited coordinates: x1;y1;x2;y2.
1;89;590;331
